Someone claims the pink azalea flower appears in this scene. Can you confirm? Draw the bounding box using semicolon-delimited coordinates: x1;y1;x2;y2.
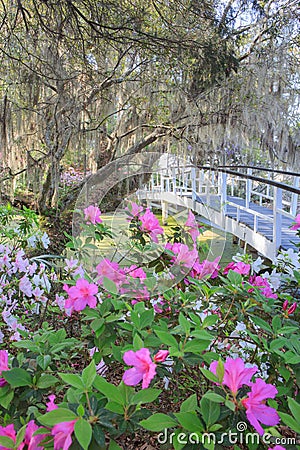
248;276;277;299
185;211;200;242
46;394;58;412
0;424;21;450
0;350;9;387
166;243;198;269
268;446;286;450
140;209;164;243
64;278;98;315
126;265;146;280
196;257;220;279
96;259;125;286
210;357;257;394
52;420;77;450
242;378;280;435
154;350;169;362
126;202;143;219
84;205;102;225
123;348;157;389
290;214;300;230
224;261;250;276
24;420;47;450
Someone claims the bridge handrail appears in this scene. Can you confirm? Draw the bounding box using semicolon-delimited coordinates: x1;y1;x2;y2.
218;165;300;178
195;166;300;195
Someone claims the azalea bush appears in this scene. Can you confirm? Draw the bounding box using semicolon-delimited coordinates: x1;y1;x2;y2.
0;204;299;449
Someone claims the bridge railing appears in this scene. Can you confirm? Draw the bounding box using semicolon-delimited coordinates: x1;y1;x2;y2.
143;165;300;253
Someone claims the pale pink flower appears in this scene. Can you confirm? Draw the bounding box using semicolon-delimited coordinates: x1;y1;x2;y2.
140;209;164;243
290;214;300;230
166;243;198;269
126;202;143;219
84;205;102;225
154;350;169;362
242;378;280;435
46;394;58;412
185;211;200;242
123;348;157;389
64;278;98;315
0;350;9;387
96;259;125;286
210;357;257;394
52;420;77;450
196;257;220;279
268;446;286;450
19;276;33;297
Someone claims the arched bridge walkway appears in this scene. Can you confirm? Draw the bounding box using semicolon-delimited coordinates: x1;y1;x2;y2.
137;163;300;262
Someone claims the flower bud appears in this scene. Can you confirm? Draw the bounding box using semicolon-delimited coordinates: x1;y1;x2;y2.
154;350;169;363
282;300;289;311
287;302;297;315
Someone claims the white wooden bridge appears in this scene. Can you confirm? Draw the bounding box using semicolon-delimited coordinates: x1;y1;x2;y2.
137;160;300;262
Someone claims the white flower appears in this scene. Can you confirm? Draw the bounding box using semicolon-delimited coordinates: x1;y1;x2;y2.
40;232;50;249
260;269;281;291
251;257;264;274
27;235;37;248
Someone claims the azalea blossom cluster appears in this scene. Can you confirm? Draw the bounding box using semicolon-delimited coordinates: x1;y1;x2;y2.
210;357;280;436
122;347;169;389
0;244;54;340
60;167;91;188
223;260;278;299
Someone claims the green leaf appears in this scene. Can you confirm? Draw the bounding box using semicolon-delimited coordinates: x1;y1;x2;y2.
59;373;85;390
215;360;224;383
108;440;123;450
0;389;14;408
180;394;198;413
251;316;272;334
140;309;154;329
201;315;219;328
36;355;51;370
184;339;209;354
131;388;162;405
227;270;242;285
37;408;77;427
155;331;178;347
103;277;118;295
140;413;177;431
82;361;96;388
36;375;59;389
0;436;14;448
225;400;235;411
2;368;32;387
203;392;224;403
105;401;124;414
278;412;300;434
200;398;220;427
74;419;92;450
93;377;123;405
174;412;203;432
200;368;219;383
272;316;281;333
288;397;300;423
15;425;26;447
179;313;191;334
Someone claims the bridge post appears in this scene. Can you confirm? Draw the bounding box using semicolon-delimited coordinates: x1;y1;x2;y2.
273;186;282;253
291;177;299;216
246;168;252;209
161;200;168;225
172;168;176;194
220;171;227;215
191;167;196;202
